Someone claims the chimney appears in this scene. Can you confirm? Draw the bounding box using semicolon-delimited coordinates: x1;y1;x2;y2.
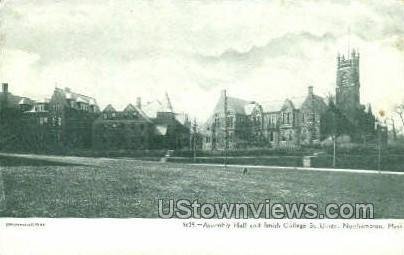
308;86;314;96
2;83;8;94
136;97;141;109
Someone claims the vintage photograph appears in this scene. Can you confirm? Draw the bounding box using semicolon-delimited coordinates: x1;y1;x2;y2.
0;0;403;222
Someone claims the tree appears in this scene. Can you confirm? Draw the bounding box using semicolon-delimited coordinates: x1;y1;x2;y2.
395;103;404;129
320;100;353;139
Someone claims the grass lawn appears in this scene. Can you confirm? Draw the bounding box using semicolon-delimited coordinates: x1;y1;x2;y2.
0;154;403;218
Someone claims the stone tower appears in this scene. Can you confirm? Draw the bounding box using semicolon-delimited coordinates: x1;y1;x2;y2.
336;49;360;117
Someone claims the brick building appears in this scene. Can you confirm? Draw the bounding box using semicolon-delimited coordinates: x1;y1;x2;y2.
202;50;377;150
92;93;191;151
92;104;154;150
203;86;327;150
0;83;28;149
16;87;100;150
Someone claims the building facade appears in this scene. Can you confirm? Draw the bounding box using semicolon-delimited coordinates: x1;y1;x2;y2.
202;50;377;150
92;104;154;150
203;86;327;150
335;49;377;142
92;93;191;151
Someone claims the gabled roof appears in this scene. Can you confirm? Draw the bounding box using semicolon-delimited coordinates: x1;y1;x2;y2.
56;87;98;106
18;97;34;105
175;112;190;126
262;96;308;112
123;104;137;112
143;97;175;118
0;92;24;108
289;96;307;109
244;102;261;115
103;104;116;112
262;100;284;113
300;95;327;113
203;93;252;128
124;103;153;123
212;94;251;115
142;100;163;118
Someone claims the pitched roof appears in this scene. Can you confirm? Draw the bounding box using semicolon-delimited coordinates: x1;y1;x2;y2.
244;102;261;115
203;93;251;128
57;87;98;106
103;104;116;112
123;103;153;123
262;96;310;112
212;94;251;115
123;104;137;112
0;92;24;108
18;97;34;105
261;100;285;112
300;95;327;112
289;96;307;109
175;112;190;126
142;100;165;118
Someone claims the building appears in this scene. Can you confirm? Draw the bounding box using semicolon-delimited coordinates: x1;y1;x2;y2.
263;86;328;147
335;49;376;142
17;87;100;151
92;93;191;151
202;90;256;150
92;104;154;150
0;83;30;150
203;86;327;150
0;83;191;152
336;49;361;117
202;50;377;150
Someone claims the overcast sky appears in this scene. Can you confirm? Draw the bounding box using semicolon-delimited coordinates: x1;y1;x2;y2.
1;0;404;122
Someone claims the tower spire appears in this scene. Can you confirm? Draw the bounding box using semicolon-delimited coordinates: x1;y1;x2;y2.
163;91;173;113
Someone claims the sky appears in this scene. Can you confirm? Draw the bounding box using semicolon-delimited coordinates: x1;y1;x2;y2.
0;0;404;123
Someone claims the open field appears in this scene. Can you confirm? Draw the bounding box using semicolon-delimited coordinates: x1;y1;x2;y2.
0;154;403;218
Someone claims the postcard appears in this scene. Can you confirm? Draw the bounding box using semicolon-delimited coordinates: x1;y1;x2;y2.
0;0;403;254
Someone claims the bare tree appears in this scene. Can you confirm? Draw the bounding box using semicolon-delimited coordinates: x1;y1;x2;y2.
390;117;397;141
395;103;404;128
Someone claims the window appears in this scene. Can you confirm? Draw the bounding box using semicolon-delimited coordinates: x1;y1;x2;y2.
58;117;62;126
140;124;145;132
103;113;108;120
227;116;233;128
39;117;48;125
282;134;286;141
